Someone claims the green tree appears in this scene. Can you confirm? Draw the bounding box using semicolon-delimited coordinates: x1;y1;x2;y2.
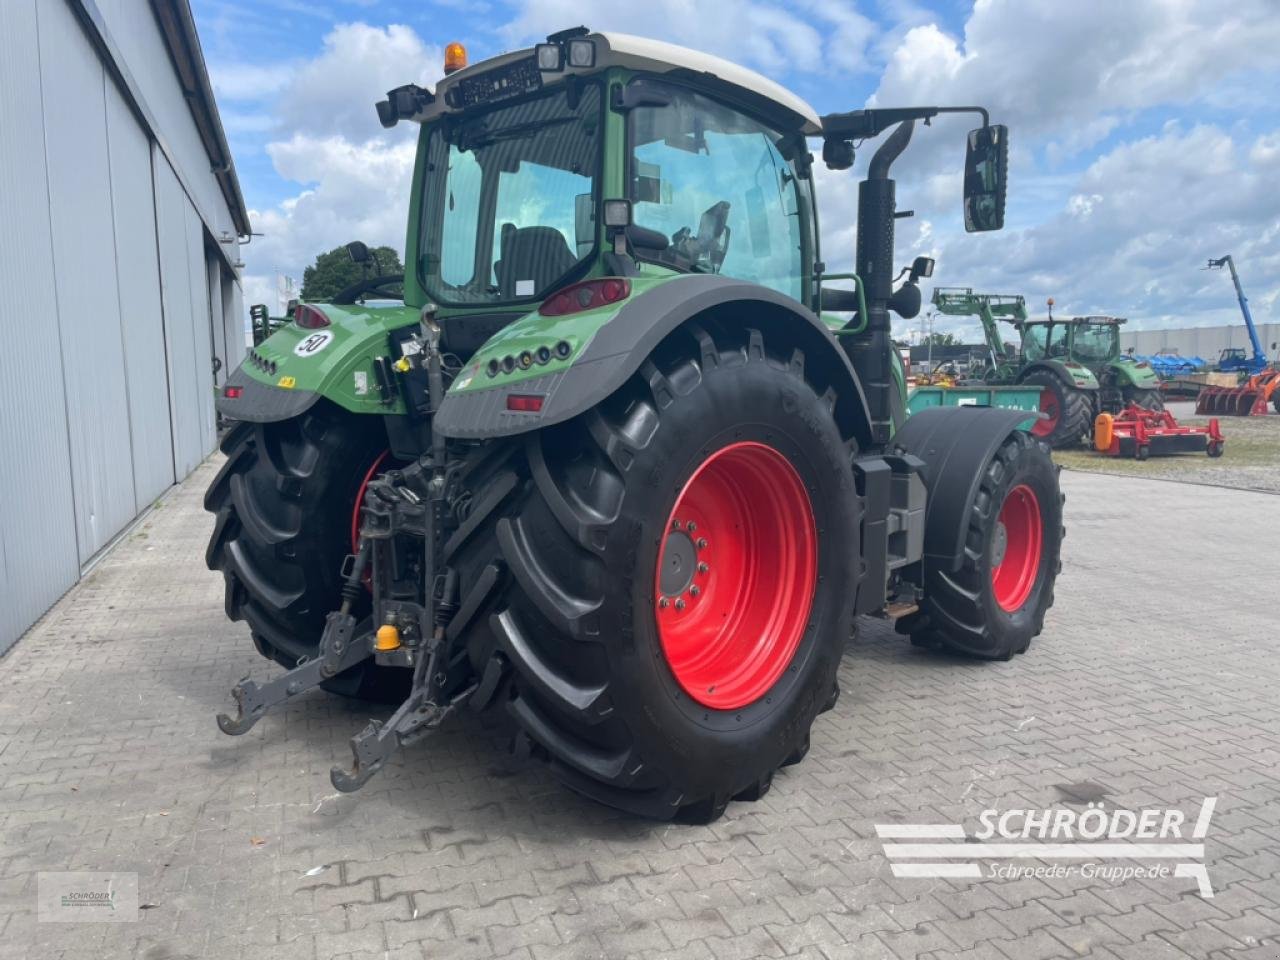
300;244;404;300
924;331;962;347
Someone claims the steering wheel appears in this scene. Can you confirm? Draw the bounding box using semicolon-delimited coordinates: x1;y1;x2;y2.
669;201;731;271
332;274;405;304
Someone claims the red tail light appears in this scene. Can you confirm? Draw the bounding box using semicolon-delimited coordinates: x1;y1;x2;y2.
294;304;330;329
506;394;545;412
223;385;243;398
539;278;631;317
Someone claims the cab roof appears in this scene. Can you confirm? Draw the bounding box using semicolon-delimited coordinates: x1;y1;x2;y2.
416;30;823;135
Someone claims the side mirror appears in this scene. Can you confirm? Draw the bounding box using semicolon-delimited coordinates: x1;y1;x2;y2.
346;241;370;264
963;124;1008;232
909;256;935;281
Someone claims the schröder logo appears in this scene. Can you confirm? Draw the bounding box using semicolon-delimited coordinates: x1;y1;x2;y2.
875;797;1216;897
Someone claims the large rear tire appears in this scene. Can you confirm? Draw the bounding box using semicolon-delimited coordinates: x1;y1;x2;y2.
204;403;407;701
1022;370;1091;448
908;431;1063;660
448;324;860;821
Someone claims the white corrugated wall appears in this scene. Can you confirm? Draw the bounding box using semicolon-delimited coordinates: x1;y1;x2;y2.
0;0;243;653
1121;324;1280;365
0;0;82;648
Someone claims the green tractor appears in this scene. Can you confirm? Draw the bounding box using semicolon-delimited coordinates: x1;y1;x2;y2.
932;288;1162;447
249;303;291;346
207;28;1063;821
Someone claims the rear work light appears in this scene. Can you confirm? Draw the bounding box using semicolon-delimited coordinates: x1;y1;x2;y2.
539;278;631;317
506;394;545;412
294;304;330;329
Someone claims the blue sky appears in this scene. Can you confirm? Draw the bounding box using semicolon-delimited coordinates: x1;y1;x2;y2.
193;0;1280;342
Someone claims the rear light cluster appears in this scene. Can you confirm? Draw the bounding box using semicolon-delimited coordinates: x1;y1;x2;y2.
247;349;278;376
506;394;544;412
485;339;573;378
223;385;243;399
539;277;630;317
294;304;330;329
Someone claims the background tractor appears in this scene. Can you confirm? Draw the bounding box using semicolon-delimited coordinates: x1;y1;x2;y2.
932;288;1161;447
206;29;1063;821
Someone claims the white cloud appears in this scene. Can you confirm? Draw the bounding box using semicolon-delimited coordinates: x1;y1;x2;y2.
872;0;1280;141
234;6;1280;343
239;23;439;301
276;23;442;142
913;124;1280;333
498;0;876;77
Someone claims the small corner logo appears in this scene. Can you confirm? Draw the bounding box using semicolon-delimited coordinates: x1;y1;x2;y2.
37;872;139;922
277;375;297;389
875;797;1216;898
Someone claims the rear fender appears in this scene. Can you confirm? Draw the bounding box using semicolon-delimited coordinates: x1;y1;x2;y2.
216;302;421;423
893;406;1035;573
434;274;874;447
1018;358;1098;391
1109;359;1161;389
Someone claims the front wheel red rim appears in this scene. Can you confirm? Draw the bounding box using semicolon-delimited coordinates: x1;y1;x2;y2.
991;484;1043;612
654;441;817;711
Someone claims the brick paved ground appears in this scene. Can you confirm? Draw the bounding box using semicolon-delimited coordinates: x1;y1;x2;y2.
1;458;1278;960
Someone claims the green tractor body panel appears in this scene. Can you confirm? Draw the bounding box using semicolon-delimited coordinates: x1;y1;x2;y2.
446;274;676;396
1107;357;1161;390
227;302;422;418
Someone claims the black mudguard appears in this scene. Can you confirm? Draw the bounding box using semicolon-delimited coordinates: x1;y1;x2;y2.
893;406;1035;573
1017;358;1097;390
215;367;320;423
434;275;874;448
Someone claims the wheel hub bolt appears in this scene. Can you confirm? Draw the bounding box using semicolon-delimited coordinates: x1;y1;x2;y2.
675;598;686;611
697;562;709;574
689;585;700;597
687;522;697;533
672;518;683;530
696;538;708;549
659;597;669;609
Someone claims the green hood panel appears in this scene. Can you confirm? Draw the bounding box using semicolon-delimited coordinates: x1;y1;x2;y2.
241;302;421;414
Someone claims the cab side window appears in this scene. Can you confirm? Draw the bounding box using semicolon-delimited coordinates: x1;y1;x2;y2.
628;88;804;302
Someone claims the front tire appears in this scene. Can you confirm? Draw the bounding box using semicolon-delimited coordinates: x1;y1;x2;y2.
1122;385;1164;412
909;431;1063;660
449;324;860;820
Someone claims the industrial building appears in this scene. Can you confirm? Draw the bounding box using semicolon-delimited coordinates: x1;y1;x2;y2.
0;0;249;651
1121;323;1280;367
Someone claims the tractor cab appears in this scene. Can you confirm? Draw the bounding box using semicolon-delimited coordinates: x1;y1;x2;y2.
1020;315;1123;366
383;28;822;328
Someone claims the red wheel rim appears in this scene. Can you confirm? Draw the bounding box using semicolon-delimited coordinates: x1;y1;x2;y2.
991;484;1042;612
1033;388;1059;438
654;441;817;710
351;450;392;551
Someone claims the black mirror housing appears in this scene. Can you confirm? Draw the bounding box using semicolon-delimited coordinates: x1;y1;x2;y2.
963;123;1008;232
346;241;370;264
822;138;855;171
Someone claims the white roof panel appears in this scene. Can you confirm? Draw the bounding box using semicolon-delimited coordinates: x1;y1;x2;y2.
595;32;822;134
420;31;823;135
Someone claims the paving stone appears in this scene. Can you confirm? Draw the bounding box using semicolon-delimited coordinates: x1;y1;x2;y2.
1;459;1278;960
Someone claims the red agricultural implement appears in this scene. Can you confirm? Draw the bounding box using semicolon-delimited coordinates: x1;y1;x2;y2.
1195;369;1280;416
1094;404;1224;460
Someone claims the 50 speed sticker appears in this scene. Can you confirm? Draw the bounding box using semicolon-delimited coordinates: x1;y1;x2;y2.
294;331;334;356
